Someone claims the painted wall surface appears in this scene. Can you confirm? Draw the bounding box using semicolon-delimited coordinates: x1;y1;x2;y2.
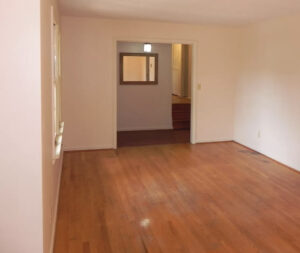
235;15;300;171
172;44;192;98
187;45;193;98
118;42;173;131
172;44;183;96
61;17;241;150
41;0;64;252
0;0;43;252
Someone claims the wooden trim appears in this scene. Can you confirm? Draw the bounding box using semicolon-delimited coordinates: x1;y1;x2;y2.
120;53;158;85
64;148;115;153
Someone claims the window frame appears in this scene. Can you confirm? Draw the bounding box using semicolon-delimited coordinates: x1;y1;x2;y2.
120;53;159;85
51;6;63;160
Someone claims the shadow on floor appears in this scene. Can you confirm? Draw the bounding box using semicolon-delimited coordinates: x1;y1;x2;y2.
117;129;190;147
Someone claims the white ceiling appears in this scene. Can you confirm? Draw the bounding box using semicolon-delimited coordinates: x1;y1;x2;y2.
59;0;300;25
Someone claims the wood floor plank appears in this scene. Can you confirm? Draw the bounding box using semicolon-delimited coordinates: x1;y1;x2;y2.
54;142;300;253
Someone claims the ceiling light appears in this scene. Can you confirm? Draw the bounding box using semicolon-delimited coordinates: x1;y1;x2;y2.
144;43;152;53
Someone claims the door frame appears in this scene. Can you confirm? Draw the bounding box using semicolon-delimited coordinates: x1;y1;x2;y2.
112;37;198;149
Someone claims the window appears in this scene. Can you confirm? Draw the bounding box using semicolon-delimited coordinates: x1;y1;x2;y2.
120;53;158;85
51;7;63;160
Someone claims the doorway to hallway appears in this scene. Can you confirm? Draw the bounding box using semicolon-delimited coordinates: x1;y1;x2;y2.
115;40;196;148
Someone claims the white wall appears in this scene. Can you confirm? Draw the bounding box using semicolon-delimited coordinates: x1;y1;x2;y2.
235;15;300;171
0;1;63;252
0;0;43;252
117;42;173;131
61;17;241;150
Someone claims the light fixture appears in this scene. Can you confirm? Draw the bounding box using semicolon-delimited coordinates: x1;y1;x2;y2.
144;43;152;53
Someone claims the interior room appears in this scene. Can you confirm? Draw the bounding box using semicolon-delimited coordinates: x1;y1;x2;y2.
2;0;300;252
117;42;192;147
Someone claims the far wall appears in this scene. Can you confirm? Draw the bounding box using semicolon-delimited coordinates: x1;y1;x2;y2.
61;17;239;150
117;42;173;131
61;15;300;172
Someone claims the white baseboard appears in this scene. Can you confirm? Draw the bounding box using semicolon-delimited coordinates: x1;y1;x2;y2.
196;138;233;144
118;125;173;132
63;145;114;152
50;153;64;253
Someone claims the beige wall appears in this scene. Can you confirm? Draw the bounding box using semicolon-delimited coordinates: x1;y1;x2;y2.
235;15;300;171
172;44;183;96
0;0;43;252
118;42;173;131
61;17;241;150
172;44;192;98
41;0;64;253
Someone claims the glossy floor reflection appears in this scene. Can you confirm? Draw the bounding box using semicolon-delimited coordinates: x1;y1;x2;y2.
54;142;300;253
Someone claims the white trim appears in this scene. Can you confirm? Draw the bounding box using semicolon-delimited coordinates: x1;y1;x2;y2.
54;122;64;159
50;153;64;253
118;125;173;132
63;145;114;152
112;39;118;149
112;37;198;148
196;138;233;144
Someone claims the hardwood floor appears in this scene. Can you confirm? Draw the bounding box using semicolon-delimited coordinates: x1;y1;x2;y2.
117;129;190;147
54;142;300;253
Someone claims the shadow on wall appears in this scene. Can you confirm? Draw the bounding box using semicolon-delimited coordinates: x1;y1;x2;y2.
172;44;192;98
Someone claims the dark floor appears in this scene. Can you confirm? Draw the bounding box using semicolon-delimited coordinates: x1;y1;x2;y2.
117;129;190;147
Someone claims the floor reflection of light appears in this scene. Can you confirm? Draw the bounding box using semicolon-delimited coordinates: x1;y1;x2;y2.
140;218;151;228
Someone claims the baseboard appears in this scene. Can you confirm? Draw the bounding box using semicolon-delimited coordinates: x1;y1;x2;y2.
118;125;173;132
233;140;299;173
50;152;64;253
196;138;233;144
63;145;114;152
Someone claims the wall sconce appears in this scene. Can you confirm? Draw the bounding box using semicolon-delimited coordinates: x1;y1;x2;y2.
144;43;152;53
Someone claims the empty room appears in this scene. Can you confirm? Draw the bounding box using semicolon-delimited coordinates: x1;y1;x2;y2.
117;41;192;147
2;0;300;253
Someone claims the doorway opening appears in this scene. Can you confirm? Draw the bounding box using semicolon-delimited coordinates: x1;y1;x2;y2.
115;41;195;147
